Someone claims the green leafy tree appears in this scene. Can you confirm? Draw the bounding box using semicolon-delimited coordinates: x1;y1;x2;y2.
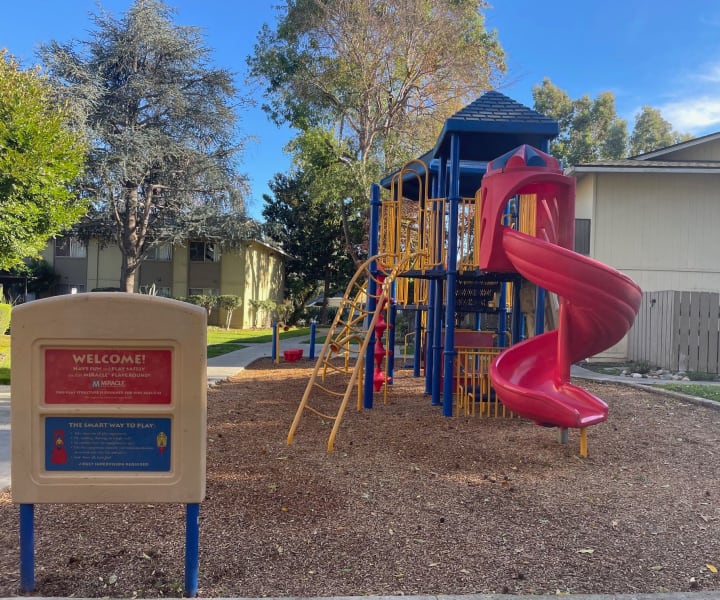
249;0;506;264
40;0;251;292
0;51;86;270
263;163;354;324
630;105;693;155
534;79;694;164
533;78;627;165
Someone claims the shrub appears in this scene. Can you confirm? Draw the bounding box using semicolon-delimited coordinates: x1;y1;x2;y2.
217;294;242;329
181;295;218;317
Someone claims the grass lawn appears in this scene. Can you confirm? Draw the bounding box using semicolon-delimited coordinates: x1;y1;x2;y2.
581;360;720;403
0;335;8;385
657;383;720;403
206;326;309;358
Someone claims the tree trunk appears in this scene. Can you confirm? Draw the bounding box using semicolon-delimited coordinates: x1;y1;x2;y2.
118;183;141;293
320;271;331;324
340;198;361;268
121;262;138;293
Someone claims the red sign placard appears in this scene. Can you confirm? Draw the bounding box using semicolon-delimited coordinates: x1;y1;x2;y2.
45;348;172;404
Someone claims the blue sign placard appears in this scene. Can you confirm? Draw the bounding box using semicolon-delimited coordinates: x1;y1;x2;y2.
45;417;171;472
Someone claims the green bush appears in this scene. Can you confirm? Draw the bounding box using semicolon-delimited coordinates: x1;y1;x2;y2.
180;294;218;316
217;294;242;329
0;303;11;334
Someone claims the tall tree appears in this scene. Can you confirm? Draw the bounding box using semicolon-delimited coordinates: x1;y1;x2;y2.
630;105;693;155
0;51;86;270
533;78;628;165
40;0;250;292
534;79;694;164
249;0;505;265
263;167;353;323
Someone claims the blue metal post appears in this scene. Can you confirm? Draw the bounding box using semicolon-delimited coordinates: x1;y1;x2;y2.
498;283;507;347
442;134;461;417
430;281;443;406
19;503;34;593
271;322;278;362
512;278;523;344
184;503;200;597
535;287;546;336
413;308;422;378
430;157;447;407
424;279;435;394
309;320;317;360
364;183;382;409
387;300;397;384
424;175;439;395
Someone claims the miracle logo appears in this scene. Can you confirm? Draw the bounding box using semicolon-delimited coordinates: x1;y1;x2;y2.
91;379;126;388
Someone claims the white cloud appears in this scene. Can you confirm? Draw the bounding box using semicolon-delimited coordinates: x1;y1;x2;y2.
693;62;720;83
659;97;720;133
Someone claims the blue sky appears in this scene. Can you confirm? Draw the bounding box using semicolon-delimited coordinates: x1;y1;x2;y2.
2;1;720;220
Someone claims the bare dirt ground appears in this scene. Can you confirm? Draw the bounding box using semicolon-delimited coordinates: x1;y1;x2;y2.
1;358;720;598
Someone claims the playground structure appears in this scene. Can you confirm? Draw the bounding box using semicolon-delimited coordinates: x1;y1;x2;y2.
287;92;642;454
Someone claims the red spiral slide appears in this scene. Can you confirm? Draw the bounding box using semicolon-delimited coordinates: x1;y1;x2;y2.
490;228;642;428
478;144;642;429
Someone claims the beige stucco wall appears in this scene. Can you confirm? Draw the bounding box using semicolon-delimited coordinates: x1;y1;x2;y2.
652;138;720;161
39;238;284;329
576;169;720;360
574;174;595;220
73;241;122;291
591;172;720;293
242;242;285;328
219;248;246;328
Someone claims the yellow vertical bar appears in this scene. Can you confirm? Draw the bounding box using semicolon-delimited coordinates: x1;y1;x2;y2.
579;428;588;458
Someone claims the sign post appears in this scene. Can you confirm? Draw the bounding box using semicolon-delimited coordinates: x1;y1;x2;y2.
11;293;207;595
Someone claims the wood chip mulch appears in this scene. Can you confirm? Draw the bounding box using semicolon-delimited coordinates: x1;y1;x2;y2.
1;358;719;597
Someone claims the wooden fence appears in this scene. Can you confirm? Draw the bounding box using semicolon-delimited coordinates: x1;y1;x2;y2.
628;290;720;373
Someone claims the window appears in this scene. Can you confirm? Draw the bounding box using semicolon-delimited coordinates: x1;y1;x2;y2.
188;288;219;296
189;241;220;262
574;219;591;256
55;284;86;294
55;237;87;258
140;285;172;297
146;243;172;261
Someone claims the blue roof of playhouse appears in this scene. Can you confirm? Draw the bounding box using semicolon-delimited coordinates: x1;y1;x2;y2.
381;91;559;199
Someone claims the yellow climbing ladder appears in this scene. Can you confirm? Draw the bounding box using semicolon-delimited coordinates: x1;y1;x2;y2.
287;252;425;452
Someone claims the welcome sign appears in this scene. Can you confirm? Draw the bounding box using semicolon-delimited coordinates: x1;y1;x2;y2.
11;293;207;504
44;348;172;404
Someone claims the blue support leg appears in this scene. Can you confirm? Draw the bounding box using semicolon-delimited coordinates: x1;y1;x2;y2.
424;280;435;394
271;322;278;362
512;277;523;344
309;320;316;360
535;287;546;336
431;281;443;407
413;308;422;378
19;503;34;594
388;302;397;385
184;503;200;597
442;133;461;417
364;183;382;409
